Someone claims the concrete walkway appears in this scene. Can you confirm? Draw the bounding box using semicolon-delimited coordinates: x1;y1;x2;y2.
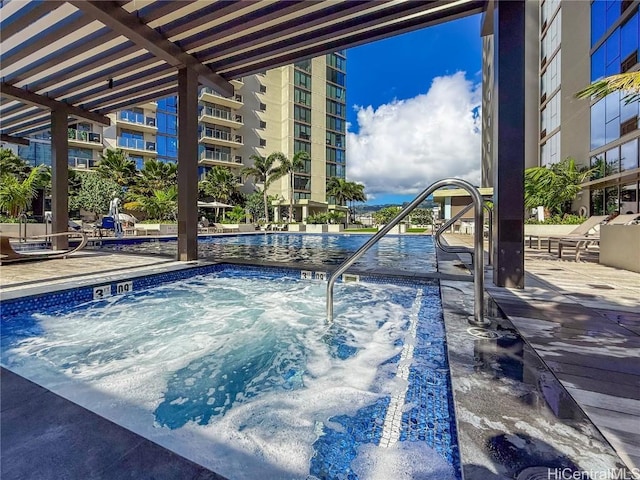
444;233;640;473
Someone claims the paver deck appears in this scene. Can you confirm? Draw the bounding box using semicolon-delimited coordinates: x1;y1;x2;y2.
445;233;640;473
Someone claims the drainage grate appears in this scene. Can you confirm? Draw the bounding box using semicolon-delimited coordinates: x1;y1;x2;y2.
466;327;501;339
587;284;615;290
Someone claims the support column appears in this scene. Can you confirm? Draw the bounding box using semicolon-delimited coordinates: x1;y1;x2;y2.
51;108;69;250
302;205;308;223
493;0;525;288
177;67;199;261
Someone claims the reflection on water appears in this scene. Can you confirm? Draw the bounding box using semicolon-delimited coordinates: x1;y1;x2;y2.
97;234;437;272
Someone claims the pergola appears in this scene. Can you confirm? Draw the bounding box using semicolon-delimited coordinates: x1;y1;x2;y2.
0;0;525;288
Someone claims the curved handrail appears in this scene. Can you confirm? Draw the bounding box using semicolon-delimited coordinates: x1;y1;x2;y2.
327;178;488;326
1;231;88;264
433;201;493;266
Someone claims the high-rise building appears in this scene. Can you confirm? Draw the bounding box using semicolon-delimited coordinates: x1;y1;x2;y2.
482;0;639;216
3;52;348;221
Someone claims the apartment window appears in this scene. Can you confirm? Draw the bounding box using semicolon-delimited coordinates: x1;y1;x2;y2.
294;59;312;73
327;99;345;118
326;132;345;148
326;115;345;133
294;70;311;89
591;0;608;46
259;102;266;111
541;50;561;96
326;163;345;178
294;123;312;140
541;10;561;62
294;174;311;191
294;88;312;107
621;181;639;214
326;84;345;102
259;121;267;129
592;45;606;82
157;112;177;135
621;11;639;63
326;53;345;71
259;84;267;93
294;105;312;123
540;131;561;166
326;147;345;163
621;138;639;171
294;140;311;154
541;92;561;133
260;139;267;147
326;67;346;86
294;192;311;201
606;29;621;76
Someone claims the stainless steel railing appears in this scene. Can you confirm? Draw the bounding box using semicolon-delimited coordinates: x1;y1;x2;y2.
326;178;488;325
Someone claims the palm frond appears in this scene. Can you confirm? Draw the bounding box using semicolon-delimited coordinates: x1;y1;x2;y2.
575;72;640;104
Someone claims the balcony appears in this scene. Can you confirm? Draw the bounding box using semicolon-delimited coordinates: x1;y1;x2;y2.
199;87;243;109
200;128;243;148
199;150;243;168
117;137;157;156
116;111;158;133
67;128;103;149
199;106;243;129
68;156;98;170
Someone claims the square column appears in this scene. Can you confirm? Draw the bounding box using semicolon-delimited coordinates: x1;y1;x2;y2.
177;67;199;261
51;108;69;250
492;0;526;288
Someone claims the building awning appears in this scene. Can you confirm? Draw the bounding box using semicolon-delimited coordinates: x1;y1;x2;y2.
1;0;485;138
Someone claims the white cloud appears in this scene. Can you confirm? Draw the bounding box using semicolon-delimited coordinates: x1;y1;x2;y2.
347;72;482;197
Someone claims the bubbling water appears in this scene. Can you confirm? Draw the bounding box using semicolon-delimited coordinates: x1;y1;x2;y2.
1;270;453;479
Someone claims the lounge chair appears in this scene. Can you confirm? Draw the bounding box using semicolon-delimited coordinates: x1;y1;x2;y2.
526;215;608;250
555;214;640;261
1;232;88;264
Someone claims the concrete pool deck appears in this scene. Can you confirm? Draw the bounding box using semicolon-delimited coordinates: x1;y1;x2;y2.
1;233;638;479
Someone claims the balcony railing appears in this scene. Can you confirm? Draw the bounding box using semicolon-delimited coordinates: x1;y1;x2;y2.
119;111;157;127
68;156;97;169
200;151;242;163
117;137;145;150
68;128;102;144
200;87;243;103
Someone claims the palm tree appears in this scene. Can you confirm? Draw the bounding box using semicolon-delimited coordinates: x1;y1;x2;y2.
326;177;367;222
524;157;594;217
97;148;137;187
277;151;309;222
575;71;640;104
131;186;178;221
199;166;238;204
0;166;45;217
241;153;287;222
135;158;177;195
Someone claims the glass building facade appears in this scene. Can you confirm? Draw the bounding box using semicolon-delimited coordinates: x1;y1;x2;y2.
589;0;639;215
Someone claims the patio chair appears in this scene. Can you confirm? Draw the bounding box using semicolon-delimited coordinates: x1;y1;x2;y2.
524;215;608;250
555;213;640;261
94;216;116;238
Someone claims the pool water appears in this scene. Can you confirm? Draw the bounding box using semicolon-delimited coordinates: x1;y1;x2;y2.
97;233;438;272
1;266;459;479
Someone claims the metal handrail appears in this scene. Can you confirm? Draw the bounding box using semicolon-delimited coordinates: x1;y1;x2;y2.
327;178;488;326
18;213;27;243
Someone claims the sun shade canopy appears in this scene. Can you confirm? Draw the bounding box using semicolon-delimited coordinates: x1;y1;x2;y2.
0;0;485;138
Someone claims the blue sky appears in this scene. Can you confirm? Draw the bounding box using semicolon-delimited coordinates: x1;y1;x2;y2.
345;14;483;205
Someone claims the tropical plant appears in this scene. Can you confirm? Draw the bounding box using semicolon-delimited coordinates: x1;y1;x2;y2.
199;166;238;203
326;177;366;222
575;71;640;104
129;186;178;221
0;166;46;217
134;159;177;195
524;157;594;217
241;153;287;222
0;148;31;181
224;205;247;223
409;208;433;225
96;148;137;187
68;171;123;219
373;206;402;225
276;151;310;222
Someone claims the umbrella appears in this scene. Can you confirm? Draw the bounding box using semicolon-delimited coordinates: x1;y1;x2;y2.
116;213;138;223
198;201;232;208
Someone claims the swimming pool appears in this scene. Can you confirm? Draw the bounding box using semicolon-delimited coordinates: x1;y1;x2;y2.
1;265;459;479
96;234;437;273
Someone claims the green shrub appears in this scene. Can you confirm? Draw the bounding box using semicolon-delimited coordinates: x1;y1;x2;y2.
525;214;586;225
